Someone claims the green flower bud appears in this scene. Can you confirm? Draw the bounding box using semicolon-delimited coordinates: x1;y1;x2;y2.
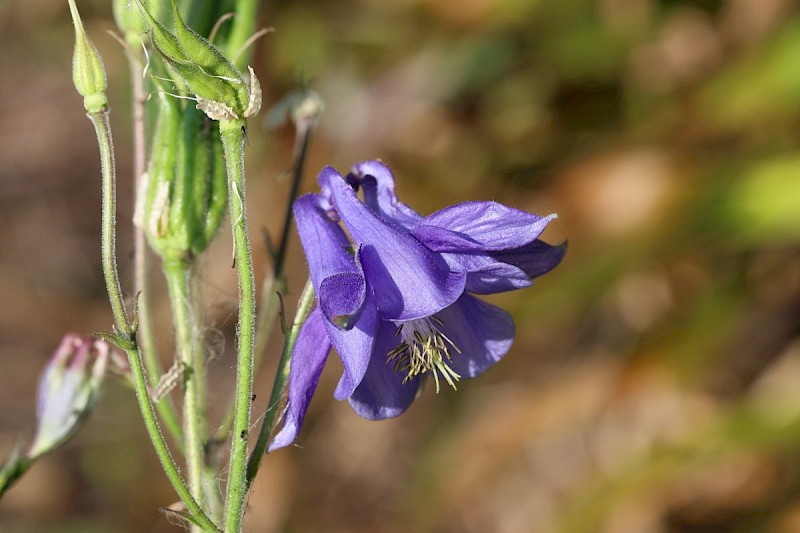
28;334;109;460
112;0;148;41
136;93;228;260
68;0;108;113
134;0;261;122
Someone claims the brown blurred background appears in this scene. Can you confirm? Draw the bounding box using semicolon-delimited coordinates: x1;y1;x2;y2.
3;0;800;531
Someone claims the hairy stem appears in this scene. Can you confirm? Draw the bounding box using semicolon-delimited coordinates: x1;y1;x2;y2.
121;341;219;532
219;120;256;532
247;279;315;484
90;110;131;338
164;259;208;526
124;44;183;442
89;110;218;531
216;110;314;441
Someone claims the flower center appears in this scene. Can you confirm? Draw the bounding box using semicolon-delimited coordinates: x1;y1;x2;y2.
387;316;461;393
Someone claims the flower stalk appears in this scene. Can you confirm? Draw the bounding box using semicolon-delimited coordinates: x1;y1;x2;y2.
248;279;316;483
114;22;183;443
163;259;208;517
89;107;216;530
219;119;256;532
0;448;31;499
69;3;218;528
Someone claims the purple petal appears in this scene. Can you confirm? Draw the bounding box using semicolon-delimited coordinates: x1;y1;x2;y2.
269;309;331;451
294;194;367;328
326;289;380;400
349;160;422;230
436;294;515;379
318;271;367;329
347;320;422;420
438;252;531;294
414;202;556;252
464;262;533;294
494;239;567;279
323;168;466;321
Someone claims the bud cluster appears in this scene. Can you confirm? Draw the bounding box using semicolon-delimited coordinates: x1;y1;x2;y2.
134;0;262;122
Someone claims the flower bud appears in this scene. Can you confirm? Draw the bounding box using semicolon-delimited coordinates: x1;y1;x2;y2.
112;0;147;41
67;0;108;113
136;94;227;260
27;334;109;459
134;0;259;121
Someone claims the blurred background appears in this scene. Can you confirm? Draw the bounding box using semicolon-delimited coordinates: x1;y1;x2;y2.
2;0;800;531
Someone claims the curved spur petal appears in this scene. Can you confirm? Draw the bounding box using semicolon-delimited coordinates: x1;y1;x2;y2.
414;202;557;252
269;309;332;451
493;239;567;280
327;290;380;400
323;168;466;321
436;294;515;379
440;252;532;294
294;194;367;327
348;320;422;420
349;160;422;230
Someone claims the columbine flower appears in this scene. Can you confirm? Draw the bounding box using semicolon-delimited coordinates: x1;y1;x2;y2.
28;334;109;459
270;161;565;450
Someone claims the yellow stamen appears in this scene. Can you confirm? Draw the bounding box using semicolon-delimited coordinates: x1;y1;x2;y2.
387;317;461;392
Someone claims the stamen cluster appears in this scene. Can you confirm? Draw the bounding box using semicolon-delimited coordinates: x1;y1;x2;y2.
388;317;462;392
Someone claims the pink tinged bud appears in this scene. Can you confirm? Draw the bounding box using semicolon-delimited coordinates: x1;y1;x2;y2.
28;334;109;459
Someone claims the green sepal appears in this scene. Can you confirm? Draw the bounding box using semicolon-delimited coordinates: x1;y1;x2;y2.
133;0;249;119
112;0;147;38
168;1;243;88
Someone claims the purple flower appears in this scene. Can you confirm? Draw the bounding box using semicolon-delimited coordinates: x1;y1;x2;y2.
270;161;565;450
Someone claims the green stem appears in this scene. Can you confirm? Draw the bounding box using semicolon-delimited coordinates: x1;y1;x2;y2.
90;110;131;338
247;279;315;484
219;119;256;532
164;259;207;522
215;271;285;442
273;125;313;280
0;449;32;500
122;341;219;531
124;42;183;443
189;271;224;525
253;272;287;379
227;0;258;70
88;110;218;531
215;107;315;441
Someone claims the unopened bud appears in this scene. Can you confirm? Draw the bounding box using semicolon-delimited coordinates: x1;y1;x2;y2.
28;334;109;459
138;95;227;260
134;0;259;122
112;0;147;42
68;0;108;113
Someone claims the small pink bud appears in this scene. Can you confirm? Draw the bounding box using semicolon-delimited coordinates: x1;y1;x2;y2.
28;334;109;459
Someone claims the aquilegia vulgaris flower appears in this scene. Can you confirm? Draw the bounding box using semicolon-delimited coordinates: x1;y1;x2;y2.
270;161;565;450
